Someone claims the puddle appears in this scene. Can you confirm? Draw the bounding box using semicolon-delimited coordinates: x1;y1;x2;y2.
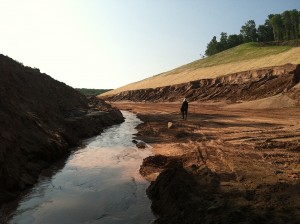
10;111;155;224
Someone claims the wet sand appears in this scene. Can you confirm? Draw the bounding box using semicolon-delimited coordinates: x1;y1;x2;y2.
113;102;300;224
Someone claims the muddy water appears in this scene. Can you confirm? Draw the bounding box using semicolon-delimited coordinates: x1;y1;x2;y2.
10;111;155;224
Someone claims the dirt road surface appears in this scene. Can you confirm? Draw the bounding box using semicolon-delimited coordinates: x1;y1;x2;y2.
113;101;300;224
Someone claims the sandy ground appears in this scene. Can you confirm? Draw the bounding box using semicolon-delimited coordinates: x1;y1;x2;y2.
113;101;300;224
102;48;300;96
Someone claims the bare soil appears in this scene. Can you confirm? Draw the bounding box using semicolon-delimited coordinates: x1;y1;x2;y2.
103;64;300;106
113;102;300;224
0;54;124;217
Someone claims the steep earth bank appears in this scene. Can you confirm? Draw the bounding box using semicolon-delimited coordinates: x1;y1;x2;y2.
114;102;300;224
0;54;124;208
102;64;300;104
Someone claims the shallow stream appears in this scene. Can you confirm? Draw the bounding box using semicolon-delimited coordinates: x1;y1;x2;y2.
10;111;154;224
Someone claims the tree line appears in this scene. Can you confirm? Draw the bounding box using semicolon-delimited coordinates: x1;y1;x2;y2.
205;9;300;56
76;88;112;96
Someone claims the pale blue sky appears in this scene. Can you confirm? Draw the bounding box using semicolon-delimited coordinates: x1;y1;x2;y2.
0;0;299;89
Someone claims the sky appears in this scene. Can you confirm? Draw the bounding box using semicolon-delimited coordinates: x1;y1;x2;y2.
0;0;299;89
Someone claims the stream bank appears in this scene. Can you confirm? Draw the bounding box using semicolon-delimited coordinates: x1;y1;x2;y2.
8;111;154;224
0;54;124;219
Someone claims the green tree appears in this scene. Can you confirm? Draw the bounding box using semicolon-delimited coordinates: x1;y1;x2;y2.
282;10;293;40
290;9;299;39
204;9;299;57
257;19;274;42
269;14;284;41
219;32;228;50
205;36;219;56
240;20;257;42
227;34;244;48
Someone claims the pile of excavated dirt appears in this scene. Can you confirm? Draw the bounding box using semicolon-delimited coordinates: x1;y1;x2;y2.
114;102;300;224
0;54;124;208
102;64;300;108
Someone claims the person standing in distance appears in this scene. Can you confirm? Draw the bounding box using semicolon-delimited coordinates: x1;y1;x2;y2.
180;98;189;119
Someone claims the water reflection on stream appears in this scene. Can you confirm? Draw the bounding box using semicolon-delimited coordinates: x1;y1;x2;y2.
10;111;154;224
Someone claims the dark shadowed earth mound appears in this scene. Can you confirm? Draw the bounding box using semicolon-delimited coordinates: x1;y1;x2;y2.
0;54;124;208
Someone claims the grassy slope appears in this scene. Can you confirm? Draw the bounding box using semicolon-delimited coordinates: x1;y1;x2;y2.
102;43;300;96
183;42;292;68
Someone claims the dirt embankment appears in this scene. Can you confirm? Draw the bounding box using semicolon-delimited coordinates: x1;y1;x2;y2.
0;54;124;207
114;102;300;224
103;64;300;105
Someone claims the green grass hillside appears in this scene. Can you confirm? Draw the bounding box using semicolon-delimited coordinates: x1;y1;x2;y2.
187;42;292;68
102;42;300;96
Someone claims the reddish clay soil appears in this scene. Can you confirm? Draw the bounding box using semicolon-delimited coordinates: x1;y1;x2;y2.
103;64;300;104
114;102;300;224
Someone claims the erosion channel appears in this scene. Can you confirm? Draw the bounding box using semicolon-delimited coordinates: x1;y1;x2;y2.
9;111;154;224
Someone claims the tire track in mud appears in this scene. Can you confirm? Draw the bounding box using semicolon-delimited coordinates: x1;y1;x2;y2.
195;137;243;183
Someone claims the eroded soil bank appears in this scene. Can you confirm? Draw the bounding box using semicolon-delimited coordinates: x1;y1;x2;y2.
0;54;124;217
114;102;300;224
8;111;154;224
102;64;300;104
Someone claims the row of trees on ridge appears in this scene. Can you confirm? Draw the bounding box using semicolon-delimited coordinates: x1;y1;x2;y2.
205;9;300;56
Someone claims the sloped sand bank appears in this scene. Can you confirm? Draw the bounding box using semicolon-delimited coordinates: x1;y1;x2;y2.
102;64;300;105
